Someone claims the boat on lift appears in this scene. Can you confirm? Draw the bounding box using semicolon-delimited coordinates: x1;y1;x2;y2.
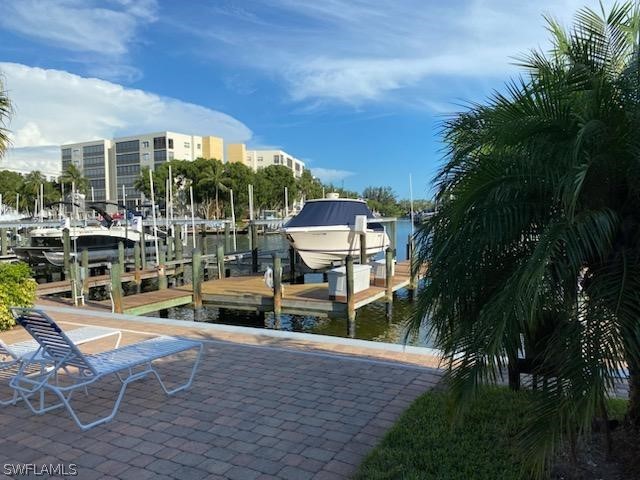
281;194;390;270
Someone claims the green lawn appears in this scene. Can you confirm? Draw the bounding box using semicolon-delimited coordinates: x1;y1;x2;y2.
355;387;629;480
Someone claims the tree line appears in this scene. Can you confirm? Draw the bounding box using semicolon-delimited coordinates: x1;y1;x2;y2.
0;159;432;219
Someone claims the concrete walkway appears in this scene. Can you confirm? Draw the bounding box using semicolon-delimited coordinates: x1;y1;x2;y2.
0;304;440;479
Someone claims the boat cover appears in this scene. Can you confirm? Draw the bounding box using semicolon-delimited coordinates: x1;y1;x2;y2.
284;200;382;229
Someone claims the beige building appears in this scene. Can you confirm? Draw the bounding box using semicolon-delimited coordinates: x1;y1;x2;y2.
61;131;224;207
227;144;305;178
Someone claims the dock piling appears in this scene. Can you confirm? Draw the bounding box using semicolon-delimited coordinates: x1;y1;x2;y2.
158;249;167;290
62;228;71;280
224;221;231;252
346;255;356;338
0;228;7;256
110;258;124;314
192;247;203;310
250;222;259;273
118;242;125;275
359;232;367;265
133;242;142;293
289;246;296;284
174;225;184;285
81;249;89;296
408;234;416;299
140;227;147;270
273;254;282;328
216;244;225;280
385;247;394;320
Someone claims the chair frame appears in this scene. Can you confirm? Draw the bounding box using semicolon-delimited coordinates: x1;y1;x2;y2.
9;308;203;431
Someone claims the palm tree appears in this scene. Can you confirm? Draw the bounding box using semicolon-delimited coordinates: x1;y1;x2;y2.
196;159;230;219
410;3;640;476
59;163;89;195
0;75;12;158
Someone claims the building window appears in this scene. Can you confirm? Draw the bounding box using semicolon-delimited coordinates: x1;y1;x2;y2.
61;148;72;159
197;143;201;149
273;155;280;164
153;136;166;149
184;142;190;149
116;152;140;165
287;157;293;168
154;150;167;163
257;156;263;162
115;140;140;154
168;138;174;149
142;141;150;148
117;165;140;176
295;162;301;172
168;151;174;160
83;144;104;155
142;152;150;161
83;157;103;167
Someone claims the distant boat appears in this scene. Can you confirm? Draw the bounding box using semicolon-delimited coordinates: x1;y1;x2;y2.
281;194;390;270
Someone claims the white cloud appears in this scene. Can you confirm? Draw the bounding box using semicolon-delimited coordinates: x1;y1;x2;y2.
197;0;617;106
0;0;158;81
0;62;253;174
310;167;354;183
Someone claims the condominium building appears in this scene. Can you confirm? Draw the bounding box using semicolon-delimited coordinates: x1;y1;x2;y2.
227;145;305;178
61;131;225;207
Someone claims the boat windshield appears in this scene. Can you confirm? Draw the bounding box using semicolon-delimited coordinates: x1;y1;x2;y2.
284;200;381;228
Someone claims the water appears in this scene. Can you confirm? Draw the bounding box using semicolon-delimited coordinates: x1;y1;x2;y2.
149;220;431;347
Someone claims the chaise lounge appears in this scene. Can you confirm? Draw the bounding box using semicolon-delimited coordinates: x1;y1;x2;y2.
9;308;204;430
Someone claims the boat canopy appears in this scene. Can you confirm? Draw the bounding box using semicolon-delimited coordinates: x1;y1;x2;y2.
284;200;379;228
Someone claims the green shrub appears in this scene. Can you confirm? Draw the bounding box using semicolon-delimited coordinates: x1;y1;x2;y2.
0;262;36;331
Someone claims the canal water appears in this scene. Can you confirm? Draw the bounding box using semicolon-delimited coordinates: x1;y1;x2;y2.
162;219;432;347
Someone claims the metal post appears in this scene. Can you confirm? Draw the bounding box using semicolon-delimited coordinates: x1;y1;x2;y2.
346;255;356;338
63;228;71;280
273;254;282;328
192;247;202;309
251;222;258;273
111;259;124;314
216;244;225;280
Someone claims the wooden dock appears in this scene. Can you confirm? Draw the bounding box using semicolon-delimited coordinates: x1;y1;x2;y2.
194;260;414;316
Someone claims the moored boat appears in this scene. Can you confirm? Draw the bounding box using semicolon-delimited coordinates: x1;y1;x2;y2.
281;195;390;270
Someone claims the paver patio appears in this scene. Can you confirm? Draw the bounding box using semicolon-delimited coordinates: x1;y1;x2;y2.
0;304;440;479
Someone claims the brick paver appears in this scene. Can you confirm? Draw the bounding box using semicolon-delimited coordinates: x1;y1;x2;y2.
0;307;440;479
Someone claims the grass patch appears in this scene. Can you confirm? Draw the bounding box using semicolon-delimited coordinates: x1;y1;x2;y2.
355;387;630;480
355;387;531;480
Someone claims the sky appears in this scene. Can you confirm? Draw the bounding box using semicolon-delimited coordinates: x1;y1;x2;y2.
0;0;616;199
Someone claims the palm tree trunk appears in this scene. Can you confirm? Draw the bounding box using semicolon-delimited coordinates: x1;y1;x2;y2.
215;187;219;220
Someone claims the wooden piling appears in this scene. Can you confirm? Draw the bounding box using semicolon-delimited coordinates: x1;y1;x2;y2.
224;221;231;252
359;232;367;265
346;255;356;338
62;228;71;280
133;242;142;293
81;249;89;296
388;219;397;254
250;222;259;273
140;226;147;270
385;247;394;320
216;244;225;280
200;223;208;255
118;242;125;274
158;249;167;290
166;237;174;262
289;246;296;284
192;247;203;309
273;254;282;328
110;258;124;313
0;228;7;256
174;224;183;285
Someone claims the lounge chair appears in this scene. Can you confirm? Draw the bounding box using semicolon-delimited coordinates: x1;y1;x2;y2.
0;323;121;406
9;308;203;430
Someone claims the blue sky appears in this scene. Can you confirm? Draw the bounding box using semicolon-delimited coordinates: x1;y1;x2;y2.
0;0;613;198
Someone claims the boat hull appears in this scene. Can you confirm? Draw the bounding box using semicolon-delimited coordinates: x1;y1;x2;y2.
283;228;390;270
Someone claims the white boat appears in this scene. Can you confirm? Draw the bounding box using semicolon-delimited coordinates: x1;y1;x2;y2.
281;195;390;270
